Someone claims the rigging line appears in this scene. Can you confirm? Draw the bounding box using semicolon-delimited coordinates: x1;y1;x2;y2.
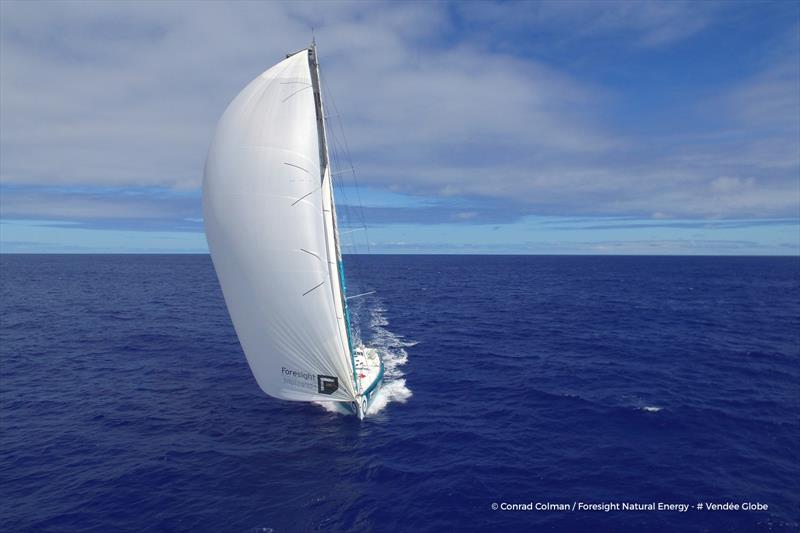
346;291;376;300
330;128;361;259
325;119;354;239
302;280;326;296
330;137;360;256
319;74;365;265
291;187;319;206
321;74;360;202
327;121;355;218
335;128;368;244
320;67;371;254
320;78;346;190
330;148;353;228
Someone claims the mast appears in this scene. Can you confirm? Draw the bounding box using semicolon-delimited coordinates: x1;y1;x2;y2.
308;43;360;394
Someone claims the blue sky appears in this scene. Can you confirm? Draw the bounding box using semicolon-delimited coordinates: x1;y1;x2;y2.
1;0;798;254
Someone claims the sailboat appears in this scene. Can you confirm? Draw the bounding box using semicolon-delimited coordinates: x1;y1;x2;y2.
202;42;383;420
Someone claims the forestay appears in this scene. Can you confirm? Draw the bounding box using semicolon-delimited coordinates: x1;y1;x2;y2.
203;50;356;402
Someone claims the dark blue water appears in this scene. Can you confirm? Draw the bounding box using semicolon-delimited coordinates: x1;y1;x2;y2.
1;254;798;532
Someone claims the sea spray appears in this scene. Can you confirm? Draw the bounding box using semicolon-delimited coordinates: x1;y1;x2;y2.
362;303;414;415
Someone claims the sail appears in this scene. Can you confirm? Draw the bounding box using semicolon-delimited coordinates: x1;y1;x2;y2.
203;50;356;402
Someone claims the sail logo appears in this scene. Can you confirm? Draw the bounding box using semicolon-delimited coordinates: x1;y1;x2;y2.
281;366;316;392
317;375;339;395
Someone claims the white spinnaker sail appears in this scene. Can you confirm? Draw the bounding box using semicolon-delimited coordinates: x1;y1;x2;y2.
203;50;356;402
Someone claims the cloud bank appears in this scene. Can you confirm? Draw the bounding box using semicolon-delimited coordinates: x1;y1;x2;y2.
1;0;798;252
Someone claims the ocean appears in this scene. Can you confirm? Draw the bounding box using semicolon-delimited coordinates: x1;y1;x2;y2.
1;254;798;532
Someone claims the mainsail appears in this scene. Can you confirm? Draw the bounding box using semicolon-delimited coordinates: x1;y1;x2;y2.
203;48;356;402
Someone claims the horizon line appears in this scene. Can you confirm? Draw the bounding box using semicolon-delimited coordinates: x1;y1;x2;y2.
1;252;798;258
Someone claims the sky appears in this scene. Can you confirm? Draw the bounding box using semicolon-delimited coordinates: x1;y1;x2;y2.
1;0;798;254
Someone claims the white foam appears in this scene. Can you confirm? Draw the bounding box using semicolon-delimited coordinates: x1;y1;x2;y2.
313;400;349;415
368;378;412;414
642;406;662;412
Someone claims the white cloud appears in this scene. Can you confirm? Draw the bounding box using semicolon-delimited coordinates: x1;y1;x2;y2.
457;0;721;47
0;188;198;220
0;0;797;223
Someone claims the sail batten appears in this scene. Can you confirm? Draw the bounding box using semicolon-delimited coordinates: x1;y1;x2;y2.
203;50;356;402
